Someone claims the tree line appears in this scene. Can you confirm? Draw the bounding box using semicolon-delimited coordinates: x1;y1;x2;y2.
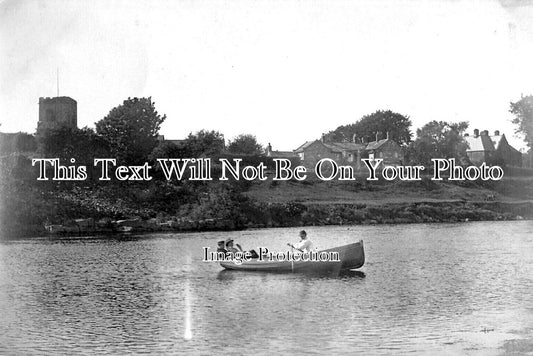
34;97;264;168
324;98;533;167
324;110;471;166
3;95;532;169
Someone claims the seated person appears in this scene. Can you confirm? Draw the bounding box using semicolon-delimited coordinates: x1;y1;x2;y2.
226;238;259;259
288;230;314;253
217;240;227;254
225;239;241;253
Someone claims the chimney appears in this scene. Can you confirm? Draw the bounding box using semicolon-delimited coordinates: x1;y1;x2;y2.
386;131;389;140
352;133;357;143
494;130;500;136
266;143;272;156
375;132;379;142
481;130;489;136
321;134;325;143
474;129;479;137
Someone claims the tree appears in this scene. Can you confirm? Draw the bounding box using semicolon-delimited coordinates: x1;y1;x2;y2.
37;127;110;181
409;120;469;166
148;141;193;181
325;110;412;145
510;95;533;149
183;130;225;156
227;134;263;155
39;127;110;162
95;97;166;164
149;141;190;161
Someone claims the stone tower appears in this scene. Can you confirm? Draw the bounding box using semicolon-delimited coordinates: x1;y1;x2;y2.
37;96;77;132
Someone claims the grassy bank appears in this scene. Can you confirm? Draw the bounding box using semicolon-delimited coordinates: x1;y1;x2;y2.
1;169;532;238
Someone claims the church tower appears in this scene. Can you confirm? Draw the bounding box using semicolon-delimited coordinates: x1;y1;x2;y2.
37;96;77;133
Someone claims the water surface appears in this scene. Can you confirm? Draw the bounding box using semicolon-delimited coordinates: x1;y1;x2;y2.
1;221;532;355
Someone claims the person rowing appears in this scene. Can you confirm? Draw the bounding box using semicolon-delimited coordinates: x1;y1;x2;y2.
287;230;314;253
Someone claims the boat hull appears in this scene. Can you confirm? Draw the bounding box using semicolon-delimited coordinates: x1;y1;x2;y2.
220;240;365;274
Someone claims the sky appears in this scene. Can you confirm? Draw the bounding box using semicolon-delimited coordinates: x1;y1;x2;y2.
1;0;533;151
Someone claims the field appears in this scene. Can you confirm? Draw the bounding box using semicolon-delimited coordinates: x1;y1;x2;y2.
244;174;533;205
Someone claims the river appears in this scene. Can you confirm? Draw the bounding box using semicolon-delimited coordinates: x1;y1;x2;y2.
1;221;532;355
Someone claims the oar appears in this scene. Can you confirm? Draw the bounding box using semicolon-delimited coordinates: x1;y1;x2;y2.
287;243;304;253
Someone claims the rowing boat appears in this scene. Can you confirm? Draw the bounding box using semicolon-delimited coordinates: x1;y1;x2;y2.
220;240;364;274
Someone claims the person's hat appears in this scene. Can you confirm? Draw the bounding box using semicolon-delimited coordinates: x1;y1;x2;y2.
217;240;225;245
299;230;307;236
225;238;234;244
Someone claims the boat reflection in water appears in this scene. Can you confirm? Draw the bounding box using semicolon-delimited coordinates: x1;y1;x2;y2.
216;268;366;280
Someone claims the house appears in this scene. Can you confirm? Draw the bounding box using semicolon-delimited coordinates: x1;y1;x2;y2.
365;132;404;166
365;134;404;166
156;135;185;146
294;132;403;168
0;132;37;154
464;129;522;167
294;140;363;169
265;143;299;159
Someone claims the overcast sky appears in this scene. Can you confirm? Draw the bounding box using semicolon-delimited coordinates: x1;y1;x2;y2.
1;0;532;151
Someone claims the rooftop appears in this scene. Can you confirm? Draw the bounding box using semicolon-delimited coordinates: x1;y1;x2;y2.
39;96;77;103
365;138;390;150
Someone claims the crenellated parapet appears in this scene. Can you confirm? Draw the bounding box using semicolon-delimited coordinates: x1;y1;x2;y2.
37;96;77;133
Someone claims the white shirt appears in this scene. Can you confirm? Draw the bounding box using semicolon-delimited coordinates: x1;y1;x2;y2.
293;239;313;252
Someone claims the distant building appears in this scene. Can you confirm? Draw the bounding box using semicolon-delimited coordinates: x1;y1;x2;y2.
365;135;404;166
156;135;185;146
265;143;299;159
464;129;522;167
294;132;403;169
293;140;363;168
523;151;532;169
37;96;77;133
0;132;37;154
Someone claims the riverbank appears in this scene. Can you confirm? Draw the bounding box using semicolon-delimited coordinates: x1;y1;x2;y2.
1;172;532;238
3;199;531;238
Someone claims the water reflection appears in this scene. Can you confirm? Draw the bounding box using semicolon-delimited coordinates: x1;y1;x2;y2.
183;255;193;340
183;279;192;340
338;270;366;279
216;269;366;280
